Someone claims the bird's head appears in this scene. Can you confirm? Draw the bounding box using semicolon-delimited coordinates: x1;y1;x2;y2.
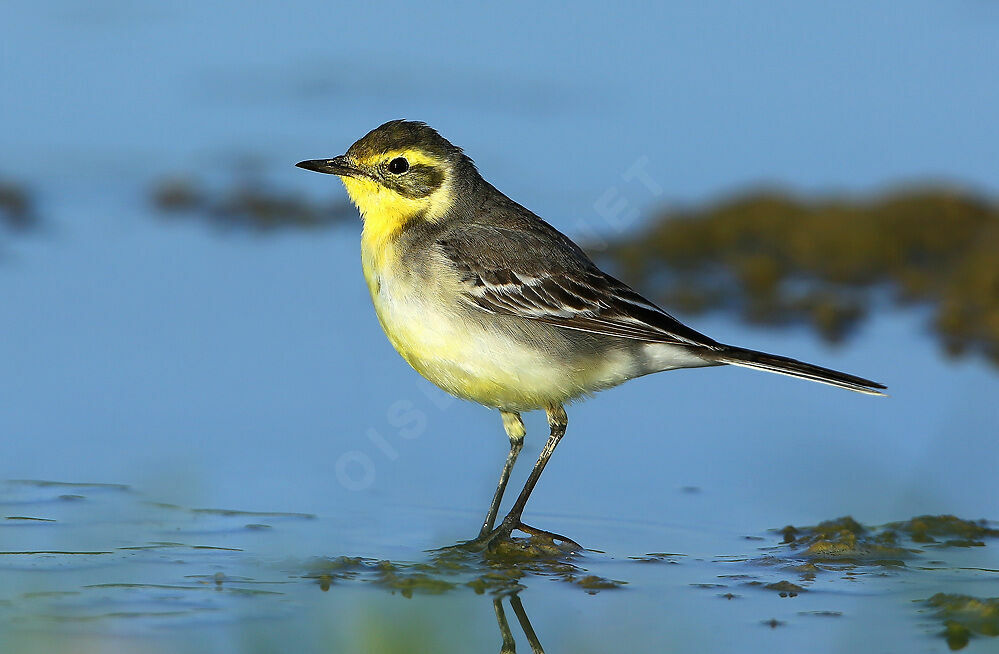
297;120;475;239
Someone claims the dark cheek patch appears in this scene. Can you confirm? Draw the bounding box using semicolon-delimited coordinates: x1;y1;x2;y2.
385;164;445;199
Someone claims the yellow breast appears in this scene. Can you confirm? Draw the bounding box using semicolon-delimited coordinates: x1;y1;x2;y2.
360;230;471;388
359;230;638;411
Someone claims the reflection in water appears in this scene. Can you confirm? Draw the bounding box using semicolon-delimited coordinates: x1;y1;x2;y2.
303;536;627;652
150;175;355;231
922;593;999;650
601;188;999;365
307;550;555;652
494;594;545;654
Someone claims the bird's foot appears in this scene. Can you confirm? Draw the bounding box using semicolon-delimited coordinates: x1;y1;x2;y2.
514;523;582;550
447;514;521;553
443;516;582;555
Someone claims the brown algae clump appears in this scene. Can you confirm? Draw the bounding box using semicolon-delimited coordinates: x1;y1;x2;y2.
922;593;999;650
371;561;457;598
886;515;999;547
779;516;912;565
768;514;999;576
302;533;625;597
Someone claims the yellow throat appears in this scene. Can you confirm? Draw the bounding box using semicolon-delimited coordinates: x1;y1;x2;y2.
342;150;455;266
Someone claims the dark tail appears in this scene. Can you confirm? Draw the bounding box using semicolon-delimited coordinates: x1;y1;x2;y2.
707;345;887;396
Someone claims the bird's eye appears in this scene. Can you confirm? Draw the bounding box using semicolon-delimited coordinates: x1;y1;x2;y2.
387;157;410;174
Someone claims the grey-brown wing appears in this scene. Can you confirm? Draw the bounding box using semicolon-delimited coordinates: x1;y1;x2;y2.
436;222;720;348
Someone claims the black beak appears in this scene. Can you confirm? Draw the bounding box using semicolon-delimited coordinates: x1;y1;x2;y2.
295;155;359;177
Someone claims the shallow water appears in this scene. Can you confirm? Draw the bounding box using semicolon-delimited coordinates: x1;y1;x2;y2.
3;2;999;652
1;480;997;653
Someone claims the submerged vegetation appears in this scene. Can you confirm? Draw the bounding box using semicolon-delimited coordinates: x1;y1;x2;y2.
603;188;999;365
887;515;999;547
762;515;999;649
774;515;998;568
303;533;625;598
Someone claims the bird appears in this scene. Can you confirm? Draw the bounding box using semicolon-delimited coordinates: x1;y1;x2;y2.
297;120;886;549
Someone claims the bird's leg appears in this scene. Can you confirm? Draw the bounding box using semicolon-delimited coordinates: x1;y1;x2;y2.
456;405;577;551
509;594;545;654
479;411;525;538
493;596;517;654
497;405;567;531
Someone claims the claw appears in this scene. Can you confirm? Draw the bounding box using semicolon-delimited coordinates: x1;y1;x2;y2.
515;523;582;550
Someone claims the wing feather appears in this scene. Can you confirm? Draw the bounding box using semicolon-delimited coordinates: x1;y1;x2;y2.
437;223;719;349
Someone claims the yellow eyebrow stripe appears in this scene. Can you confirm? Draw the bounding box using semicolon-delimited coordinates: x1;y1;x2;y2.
356;149;442;169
